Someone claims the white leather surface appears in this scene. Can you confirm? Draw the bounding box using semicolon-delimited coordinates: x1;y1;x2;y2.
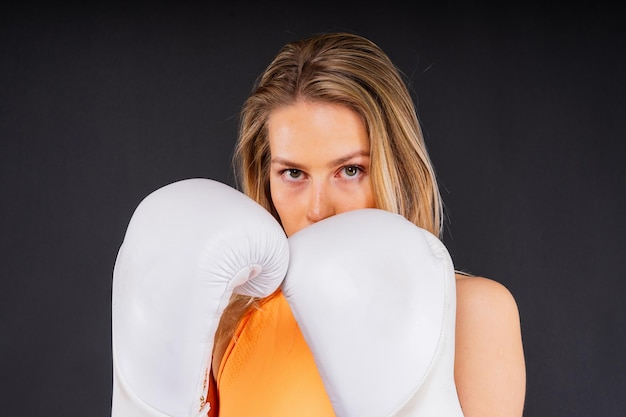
282;209;464;417
111;178;288;416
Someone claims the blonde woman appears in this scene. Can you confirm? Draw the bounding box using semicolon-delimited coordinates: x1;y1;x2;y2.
211;32;526;416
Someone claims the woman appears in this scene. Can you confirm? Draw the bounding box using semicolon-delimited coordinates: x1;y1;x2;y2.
211;32;526;416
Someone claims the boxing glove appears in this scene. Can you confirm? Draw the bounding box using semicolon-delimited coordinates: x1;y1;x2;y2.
282;208;463;417
111;178;289;416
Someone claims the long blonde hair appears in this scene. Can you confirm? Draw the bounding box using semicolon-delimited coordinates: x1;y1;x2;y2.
213;32;443;364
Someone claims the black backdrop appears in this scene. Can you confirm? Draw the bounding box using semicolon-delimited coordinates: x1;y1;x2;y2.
1;2;624;416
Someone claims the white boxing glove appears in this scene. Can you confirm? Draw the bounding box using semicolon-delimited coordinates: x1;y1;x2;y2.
282;209;463;417
111;178;288;417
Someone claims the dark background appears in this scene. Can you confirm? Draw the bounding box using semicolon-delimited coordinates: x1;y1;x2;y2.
1;1;624;416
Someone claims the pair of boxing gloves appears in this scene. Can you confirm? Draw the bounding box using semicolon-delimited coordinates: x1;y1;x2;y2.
111;178;464;417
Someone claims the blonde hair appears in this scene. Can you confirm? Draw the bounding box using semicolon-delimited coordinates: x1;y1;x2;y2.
214;32;443;365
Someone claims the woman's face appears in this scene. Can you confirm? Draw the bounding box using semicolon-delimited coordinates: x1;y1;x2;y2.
268;101;376;237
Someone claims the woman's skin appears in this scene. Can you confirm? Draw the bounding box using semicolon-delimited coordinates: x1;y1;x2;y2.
268;100;526;417
268;101;376;236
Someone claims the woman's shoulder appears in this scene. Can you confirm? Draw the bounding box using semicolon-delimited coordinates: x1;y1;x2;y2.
453;272;523;363
453;273;526;415
454;272;519;314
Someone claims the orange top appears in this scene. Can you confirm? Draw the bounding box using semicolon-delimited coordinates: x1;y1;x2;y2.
215;290;335;416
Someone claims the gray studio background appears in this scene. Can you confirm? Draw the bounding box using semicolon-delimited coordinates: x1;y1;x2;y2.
1;2;624;416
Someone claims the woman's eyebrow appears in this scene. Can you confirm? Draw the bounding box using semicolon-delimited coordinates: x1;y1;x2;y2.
270;157;305;169
328;151;370;167
271;151;370;168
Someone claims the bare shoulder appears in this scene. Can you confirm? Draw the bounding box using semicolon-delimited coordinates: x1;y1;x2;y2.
454;273;523;351
455;273;520;316
453;273;526;417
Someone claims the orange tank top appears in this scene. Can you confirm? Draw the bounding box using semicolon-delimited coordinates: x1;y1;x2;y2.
215;290;335;416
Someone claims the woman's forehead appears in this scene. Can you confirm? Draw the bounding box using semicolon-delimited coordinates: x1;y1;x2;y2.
267;102;369;165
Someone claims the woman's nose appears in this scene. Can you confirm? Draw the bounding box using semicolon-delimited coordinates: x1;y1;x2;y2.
306;182;335;224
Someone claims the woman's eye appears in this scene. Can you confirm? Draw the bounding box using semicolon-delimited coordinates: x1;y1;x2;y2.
285;169;302;179
342;165;361;177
